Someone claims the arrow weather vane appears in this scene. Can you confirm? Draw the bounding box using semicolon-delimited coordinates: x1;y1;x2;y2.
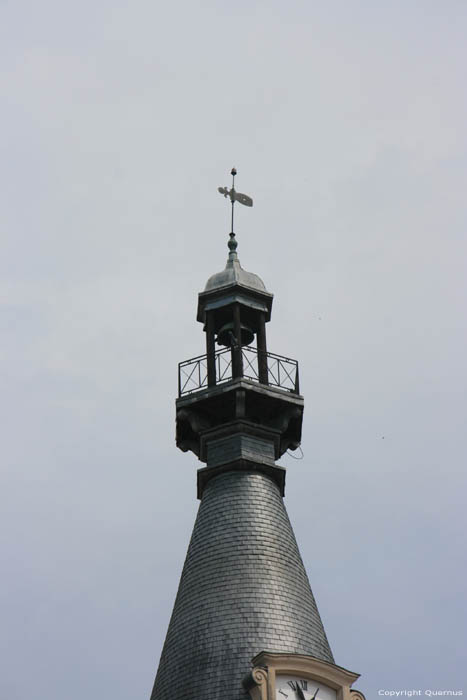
218;167;253;236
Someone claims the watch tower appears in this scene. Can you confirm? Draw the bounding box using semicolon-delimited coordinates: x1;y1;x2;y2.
149;172;364;700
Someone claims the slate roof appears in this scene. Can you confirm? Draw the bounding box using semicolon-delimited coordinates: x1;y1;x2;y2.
150;469;334;700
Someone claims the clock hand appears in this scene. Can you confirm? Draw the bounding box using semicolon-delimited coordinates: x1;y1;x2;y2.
296;685;306;700
310;688;320;700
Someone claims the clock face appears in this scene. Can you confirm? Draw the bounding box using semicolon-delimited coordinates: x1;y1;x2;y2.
275;675;337;700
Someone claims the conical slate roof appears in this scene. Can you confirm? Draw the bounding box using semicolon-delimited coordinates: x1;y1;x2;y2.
150;470;333;700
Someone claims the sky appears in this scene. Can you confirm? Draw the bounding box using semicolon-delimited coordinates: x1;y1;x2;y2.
1;1;466;698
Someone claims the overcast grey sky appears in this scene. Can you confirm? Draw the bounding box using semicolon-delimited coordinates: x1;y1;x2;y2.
1;1;466;699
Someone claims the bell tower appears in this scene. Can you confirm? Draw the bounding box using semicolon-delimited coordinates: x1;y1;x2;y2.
150;171;365;700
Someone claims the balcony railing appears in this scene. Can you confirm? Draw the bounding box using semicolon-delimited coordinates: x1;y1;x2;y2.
178;346;299;397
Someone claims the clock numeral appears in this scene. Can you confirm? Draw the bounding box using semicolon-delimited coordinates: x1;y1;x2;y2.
285;680;309;696
279;691;289;698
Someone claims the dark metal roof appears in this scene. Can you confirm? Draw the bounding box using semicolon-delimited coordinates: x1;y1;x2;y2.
203;229;269;296
150;470;334;700
196;235;273;325
204;254;268;294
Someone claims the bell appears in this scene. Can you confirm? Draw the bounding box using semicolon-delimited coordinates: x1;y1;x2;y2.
216;321;255;347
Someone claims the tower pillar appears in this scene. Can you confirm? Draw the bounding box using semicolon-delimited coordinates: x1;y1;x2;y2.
232;302;243;378
257;310;268;385
205;310;216;387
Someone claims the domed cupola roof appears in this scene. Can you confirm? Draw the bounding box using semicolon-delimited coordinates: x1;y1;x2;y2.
204;232;268;294
197;232;273;324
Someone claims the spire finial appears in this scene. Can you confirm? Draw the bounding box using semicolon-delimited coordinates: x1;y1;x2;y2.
217;168;253;259
228;231;238;261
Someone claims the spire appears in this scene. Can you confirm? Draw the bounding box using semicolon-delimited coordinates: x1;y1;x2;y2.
218;167;253;265
150;471;334;700
203;171;266;294
148;171;356;700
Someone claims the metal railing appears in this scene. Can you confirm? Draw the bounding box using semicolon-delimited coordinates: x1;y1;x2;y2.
178;346;299;396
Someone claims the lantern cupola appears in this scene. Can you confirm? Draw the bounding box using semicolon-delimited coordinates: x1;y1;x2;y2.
197;230;273;378
176;172;303;497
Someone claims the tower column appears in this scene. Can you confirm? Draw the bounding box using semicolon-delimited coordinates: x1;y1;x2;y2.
205;311;216;387
257;311;268;385
232;302;243;378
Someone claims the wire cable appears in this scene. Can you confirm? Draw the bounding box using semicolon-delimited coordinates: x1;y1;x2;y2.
286;445;304;460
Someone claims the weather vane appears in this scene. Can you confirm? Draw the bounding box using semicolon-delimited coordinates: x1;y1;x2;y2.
218;167;253;235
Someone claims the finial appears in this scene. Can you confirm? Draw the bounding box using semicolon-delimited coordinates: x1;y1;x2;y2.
217;168;253;258
227;231;238;261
